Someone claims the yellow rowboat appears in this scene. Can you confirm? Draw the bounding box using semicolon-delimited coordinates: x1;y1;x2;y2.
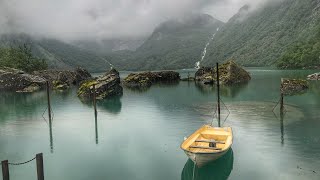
180;124;233;167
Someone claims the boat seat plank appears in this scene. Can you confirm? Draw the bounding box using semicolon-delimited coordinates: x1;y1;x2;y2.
195;140;225;144
189;146;222;150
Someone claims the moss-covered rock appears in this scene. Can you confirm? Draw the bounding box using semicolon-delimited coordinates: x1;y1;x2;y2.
195;60;251;85
123;71;180;89
52;80;70;91
281;78;309;95
77;68;123;100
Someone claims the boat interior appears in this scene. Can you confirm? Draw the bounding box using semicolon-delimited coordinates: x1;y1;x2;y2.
181;125;232;153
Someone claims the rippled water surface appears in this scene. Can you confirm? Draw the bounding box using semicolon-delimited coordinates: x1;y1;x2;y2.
0;68;319;180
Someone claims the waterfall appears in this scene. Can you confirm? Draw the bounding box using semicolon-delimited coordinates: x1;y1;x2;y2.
195;27;220;69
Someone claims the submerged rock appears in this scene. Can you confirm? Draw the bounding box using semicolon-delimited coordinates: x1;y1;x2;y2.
123;71;180;88
307;73;320;80
0;67;46;92
281;78;309;95
195;61;251;85
77;68;123;100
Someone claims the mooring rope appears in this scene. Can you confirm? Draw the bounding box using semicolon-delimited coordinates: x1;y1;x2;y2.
41;107;49;125
272;96;287;113
211;98;231;126
220;99;230;126
8;156;36;166
210;105;218;126
41;106;55;126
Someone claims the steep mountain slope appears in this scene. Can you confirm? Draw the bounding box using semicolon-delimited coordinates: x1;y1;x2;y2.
72;37;146;55
203;0;320;67
108;14;224;70
0;34;111;72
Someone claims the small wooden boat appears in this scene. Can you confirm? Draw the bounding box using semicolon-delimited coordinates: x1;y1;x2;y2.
181;63;233;167
180;125;233;167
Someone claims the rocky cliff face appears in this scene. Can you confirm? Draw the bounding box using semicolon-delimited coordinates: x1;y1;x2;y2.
195;61;251;85
77;68;123;100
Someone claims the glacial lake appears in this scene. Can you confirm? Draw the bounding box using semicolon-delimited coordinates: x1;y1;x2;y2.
0;68;320;180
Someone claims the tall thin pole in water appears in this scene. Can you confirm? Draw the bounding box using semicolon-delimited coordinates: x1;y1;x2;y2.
93;84;97;117
46;81;53;153
93;84;98;144
46;81;52;123
216;63;221;127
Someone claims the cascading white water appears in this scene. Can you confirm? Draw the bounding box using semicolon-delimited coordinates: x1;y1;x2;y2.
195;27;220;69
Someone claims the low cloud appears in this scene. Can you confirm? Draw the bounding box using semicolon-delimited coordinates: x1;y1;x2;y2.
0;0;277;41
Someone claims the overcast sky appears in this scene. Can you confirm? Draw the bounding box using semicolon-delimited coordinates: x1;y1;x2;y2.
0;0;273;41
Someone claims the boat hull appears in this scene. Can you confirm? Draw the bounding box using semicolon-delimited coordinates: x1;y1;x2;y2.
184;147;230;167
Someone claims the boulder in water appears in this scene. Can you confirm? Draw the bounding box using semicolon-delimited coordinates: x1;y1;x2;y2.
195;61;251;85
281;78;309;95
0;67;46;92
123;71;180;89
77;68;123;100
33;67;92;88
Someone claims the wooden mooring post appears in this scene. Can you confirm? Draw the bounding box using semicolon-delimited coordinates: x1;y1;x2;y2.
1;160;9;180
46;81;53;153
93;84;98;144
93;84;97;117
46;81;52;123
36;153;44;180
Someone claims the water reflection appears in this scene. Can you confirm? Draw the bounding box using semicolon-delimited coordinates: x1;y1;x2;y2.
95;112;98;144
195;82;248;98
125;81;180;92
280;111;285;145
52;89;73;100
49;121;54;153
0;91;46;121
79;96;122;114
181;149;234;180
97;97;122;114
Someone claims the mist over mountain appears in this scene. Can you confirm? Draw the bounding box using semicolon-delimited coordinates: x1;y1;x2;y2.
203;0;320;67
0;34;110;72
107;14;223;70
1;0;319;71
72;38;146;55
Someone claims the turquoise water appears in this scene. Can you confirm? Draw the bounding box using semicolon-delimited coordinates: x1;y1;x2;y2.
0;69;319;180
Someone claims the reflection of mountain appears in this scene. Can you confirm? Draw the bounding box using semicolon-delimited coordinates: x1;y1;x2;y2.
97;97;122;114
181;148;234;180
0;91;47;121
195;82;248;98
